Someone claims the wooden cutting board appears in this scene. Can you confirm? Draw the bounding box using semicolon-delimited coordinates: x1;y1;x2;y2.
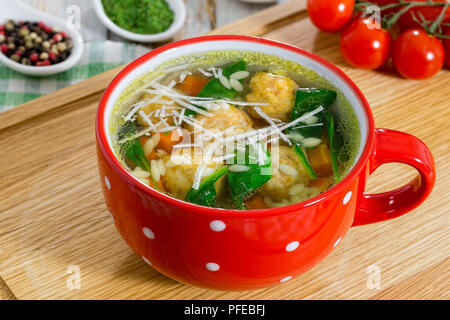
0;0;448;300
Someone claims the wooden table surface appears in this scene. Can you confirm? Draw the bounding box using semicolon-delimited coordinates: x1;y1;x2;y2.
0;0;449;300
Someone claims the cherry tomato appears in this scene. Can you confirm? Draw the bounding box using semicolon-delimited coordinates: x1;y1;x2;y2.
307;0;355;33
340;18;393;69
397;0;449;32
443;26;450;68
393;28;445;79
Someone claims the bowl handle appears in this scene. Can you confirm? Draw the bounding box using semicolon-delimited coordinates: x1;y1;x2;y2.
352;128;436;227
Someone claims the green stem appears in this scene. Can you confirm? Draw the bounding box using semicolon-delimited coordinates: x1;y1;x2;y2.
429;3;449;34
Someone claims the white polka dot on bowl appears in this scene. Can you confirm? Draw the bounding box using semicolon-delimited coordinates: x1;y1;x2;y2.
104;176;111;190
108;211;115;224
209;220;226;232
333;237;342;248
280;276;292;283
142;256;152;265
285;241;300;252
343;191;352;205
205;262;220;271
142;227;155;239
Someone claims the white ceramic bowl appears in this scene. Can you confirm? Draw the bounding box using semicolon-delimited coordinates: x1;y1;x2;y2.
0;1;84;76
93;0;186;43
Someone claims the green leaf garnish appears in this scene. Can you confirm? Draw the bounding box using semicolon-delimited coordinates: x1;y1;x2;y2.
185;166;229;207
293;145;317;180
324;112;340;181
185;60;247;116
288;88;337;142
227;144;272;210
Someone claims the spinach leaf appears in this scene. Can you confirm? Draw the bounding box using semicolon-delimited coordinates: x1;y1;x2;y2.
119;122;151;172
288;88;337;180
288;88;337;142
185;166;229;207
293;145;317;180
324;112;340;181
119;122;160;190
185;60;247;116
227;144;272;210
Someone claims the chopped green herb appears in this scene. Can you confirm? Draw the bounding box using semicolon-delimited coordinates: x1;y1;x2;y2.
101;0;174;35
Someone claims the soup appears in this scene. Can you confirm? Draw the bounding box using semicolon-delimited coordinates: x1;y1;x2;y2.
110;51;360;210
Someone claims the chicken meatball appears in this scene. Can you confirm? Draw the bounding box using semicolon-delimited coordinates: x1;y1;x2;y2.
136;93;176;128
184;102;253;135
258;146;310;202
246;72;298;122
161;150;225;200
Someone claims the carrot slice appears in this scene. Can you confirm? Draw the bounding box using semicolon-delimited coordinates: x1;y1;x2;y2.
309;177;333;192
177;74;210;96
307;144;333;177
157;131;182;154
245;196;268;210
149;179;165;192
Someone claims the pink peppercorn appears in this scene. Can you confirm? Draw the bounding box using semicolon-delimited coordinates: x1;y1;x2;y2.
30;53;39;62
1;44;9;54
15;50;23;57
53;34;62;42
49;52;57;60
42;59;51;66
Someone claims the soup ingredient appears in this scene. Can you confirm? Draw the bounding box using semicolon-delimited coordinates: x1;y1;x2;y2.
177;74;210;96
184;60;247;117
185;104;253;135
393;28;445;79
340;18;393;70
259;146;310;202
244;196;268;210
101;0;174;34
307;144;333;177
307;0;355;33
228;144;272;209
198;60;247;100
161;152;225;200
157;131;183;154
119;122;152;172
288;88;337;144
287;88;337;180
119;122;160;190
185;166;229;207
0;20;72;66
246;72;299;122
293;145;317;180
137;93;177;127
324;112;341;180
309;176;334;192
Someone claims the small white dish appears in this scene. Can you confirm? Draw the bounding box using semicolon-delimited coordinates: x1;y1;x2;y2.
0;0;84;76
93;0;186;43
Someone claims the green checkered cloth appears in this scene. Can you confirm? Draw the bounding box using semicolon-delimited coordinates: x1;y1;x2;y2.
0;41;150;112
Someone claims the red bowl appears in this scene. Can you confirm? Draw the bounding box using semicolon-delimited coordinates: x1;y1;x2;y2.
95;35;436;290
